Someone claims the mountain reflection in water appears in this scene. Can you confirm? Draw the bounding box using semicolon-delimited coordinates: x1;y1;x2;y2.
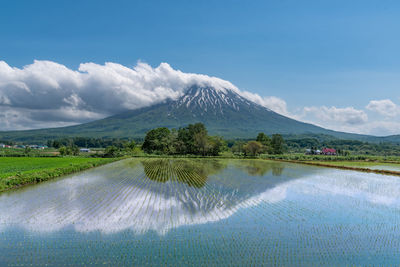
0;159;290;234
1;158;400;236
2;158;400;266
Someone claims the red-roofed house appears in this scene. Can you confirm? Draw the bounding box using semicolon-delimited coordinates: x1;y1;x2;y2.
322;148;336;155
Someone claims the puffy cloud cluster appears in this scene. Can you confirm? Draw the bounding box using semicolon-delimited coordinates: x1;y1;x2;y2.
0;60;294;130
1;59;400;136
303;106;368;125
361;121;400;136
0;60;244;130
297;100;400;136
240;92;289;115
366;99;400;117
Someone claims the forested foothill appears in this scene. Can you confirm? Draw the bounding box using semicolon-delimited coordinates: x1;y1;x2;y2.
2;122;400;159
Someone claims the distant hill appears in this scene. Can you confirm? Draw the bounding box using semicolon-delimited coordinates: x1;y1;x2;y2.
0;85;399;143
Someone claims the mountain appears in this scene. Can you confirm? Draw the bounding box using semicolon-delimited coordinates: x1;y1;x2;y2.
0;85;399;143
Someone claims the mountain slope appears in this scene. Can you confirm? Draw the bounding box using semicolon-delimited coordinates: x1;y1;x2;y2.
0;85;397;142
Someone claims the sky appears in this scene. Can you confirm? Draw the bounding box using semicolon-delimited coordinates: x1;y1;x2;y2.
0;0;400;136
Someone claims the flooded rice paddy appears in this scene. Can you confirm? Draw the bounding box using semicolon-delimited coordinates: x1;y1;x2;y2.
1;158;400;266
367;164;400;172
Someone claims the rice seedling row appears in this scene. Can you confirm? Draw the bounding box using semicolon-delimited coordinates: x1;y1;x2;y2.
25;166;135;224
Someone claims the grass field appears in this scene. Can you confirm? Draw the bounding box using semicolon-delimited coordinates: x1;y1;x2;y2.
0;157;121;192
0;157;106;178
304;160;400;172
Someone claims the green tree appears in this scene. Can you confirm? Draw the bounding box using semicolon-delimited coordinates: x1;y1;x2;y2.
256;132;271;153
177;123;208;155
52;140;62;149
59;146;67;156
231;141;246;155
173;139;187;155
194;131;209;156
256;132;271;145
104;146;119;158
24;146;31;155
124;140;136;151
142;127;172;154
271;134;285;154
243;141;263;156
207;136;226;156
70;145;79;156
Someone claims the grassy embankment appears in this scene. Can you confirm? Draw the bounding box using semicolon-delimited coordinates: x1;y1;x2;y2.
0;157;122;192
262;153;400;176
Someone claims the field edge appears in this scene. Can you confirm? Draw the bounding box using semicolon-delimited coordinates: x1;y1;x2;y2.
0;157;125;192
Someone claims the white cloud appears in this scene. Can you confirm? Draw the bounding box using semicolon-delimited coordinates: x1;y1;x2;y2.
0;60;292;130
261;96;288;115
366;99;400;117
296;104;400;136
240;91;289;115
1;59;400;136
356;120;400;136
0;106;82;131
0;60;244;130
303;106;368;125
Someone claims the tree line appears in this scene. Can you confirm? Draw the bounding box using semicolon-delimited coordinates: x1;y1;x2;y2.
142;123;225;156
231;133;285;156
285;137;400;156
142;123;285;156
47;137;134;149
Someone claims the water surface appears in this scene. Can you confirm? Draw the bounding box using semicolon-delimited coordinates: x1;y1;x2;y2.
367;164;400;172
1;158;400;266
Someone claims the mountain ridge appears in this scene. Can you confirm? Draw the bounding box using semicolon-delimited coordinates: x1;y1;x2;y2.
0;85;399;143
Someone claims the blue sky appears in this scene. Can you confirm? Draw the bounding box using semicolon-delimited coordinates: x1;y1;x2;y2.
1;0;400;135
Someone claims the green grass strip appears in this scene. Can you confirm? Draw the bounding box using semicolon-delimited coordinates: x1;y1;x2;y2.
0;157;125;192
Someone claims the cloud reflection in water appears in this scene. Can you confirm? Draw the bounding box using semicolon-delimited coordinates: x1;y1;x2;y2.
0;159;399;235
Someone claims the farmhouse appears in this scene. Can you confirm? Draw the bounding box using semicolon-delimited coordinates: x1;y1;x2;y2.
80;148;91;153
322;148;336;155
305;149;321;155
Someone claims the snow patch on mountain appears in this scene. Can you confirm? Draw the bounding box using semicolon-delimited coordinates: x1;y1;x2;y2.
174;86;272;115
